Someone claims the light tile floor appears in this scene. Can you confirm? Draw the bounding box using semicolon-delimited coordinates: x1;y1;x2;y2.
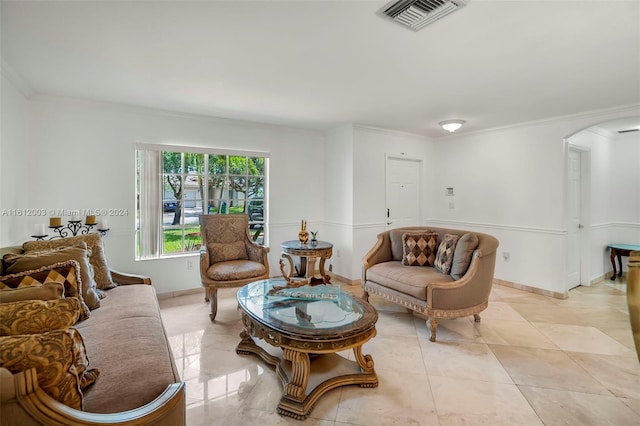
159;279;640;425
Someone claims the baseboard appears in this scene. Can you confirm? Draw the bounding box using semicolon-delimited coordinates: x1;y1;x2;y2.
591;271;627;285
156;275;361;299
332;273;360;286
493;278;568;300
156;287;202;299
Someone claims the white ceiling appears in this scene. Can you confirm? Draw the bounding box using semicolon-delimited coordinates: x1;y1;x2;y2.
2;0;639;137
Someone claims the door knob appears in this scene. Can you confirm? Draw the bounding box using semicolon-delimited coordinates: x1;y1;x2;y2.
578;224;584;229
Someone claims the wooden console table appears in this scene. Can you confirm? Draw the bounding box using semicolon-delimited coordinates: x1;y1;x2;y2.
608;243;640;280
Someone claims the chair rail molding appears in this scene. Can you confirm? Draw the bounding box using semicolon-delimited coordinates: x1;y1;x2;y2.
426;219;566;236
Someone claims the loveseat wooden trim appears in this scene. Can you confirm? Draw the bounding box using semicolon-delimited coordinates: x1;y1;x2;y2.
8;367;185;425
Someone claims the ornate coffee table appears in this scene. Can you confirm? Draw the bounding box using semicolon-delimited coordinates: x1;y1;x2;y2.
236;279;378;419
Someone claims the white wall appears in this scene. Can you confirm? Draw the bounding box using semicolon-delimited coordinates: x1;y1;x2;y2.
322;125;353;279
5;83;639;296
23;95;324;294
0;74;29;246
322;124;435;282
431;106;640;295
351;126;435;279
568;127;640;278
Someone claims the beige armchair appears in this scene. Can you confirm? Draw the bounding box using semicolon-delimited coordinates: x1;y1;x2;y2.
199;214;269;321
362;227;498;342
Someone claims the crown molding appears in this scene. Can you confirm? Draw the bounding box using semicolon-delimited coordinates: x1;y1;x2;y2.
585;126;617;139
434;103;640;140
0;58;33;98
352;124;432;141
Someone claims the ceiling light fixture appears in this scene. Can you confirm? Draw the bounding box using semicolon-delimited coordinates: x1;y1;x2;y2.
439;120;466;133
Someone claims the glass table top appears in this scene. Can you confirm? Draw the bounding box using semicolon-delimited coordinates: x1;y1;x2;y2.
281;240;333;251
237;279;377;339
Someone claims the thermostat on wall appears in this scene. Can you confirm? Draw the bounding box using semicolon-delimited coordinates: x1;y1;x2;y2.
445;187;454;196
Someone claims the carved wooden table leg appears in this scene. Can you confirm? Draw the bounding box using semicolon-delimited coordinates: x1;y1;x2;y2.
319;257;331;283
280;254;294;281
611;247;618;280
282;349;310;401
353;345;377;386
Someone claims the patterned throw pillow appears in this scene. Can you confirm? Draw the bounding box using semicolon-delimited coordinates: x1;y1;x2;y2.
0;281;64;304
208;240;249;263
4;244;101;310
434;234;460;275
0;328;100;409
23;234;115;290
0;298;82;335
0;260;90;320
402;232;438;266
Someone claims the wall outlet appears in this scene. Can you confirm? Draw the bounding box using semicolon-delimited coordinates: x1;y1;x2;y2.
187;260;193;270
336;249;341;258
449;202;455;209
502;252;510;262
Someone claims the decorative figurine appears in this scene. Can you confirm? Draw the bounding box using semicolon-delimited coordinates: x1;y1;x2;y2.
310;231;318;246
298;220;309;245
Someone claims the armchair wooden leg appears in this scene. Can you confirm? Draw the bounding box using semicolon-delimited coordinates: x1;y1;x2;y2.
204;287;210;303
429;318;437;342
209;288;218;322
473;314;481;323
362;291;369;302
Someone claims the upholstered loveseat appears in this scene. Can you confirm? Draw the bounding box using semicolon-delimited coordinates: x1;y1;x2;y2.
0;235;185;425
362;227;499;342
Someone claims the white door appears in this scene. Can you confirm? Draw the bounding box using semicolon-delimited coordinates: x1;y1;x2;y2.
567;147;587;289
385;157;421;229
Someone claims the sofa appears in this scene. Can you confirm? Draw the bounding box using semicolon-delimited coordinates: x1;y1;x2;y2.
0;236;185;426
362;226;499;342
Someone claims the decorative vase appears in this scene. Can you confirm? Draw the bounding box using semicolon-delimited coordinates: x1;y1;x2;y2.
628;251;640;363
298;220;309;245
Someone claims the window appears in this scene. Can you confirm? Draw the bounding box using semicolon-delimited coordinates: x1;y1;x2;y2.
135;145;268;259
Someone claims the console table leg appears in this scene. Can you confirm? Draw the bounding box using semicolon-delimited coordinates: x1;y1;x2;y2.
283;349;310;401
617;253;623;277
611;248;618;280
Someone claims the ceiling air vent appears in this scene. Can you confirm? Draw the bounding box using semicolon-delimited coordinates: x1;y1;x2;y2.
618;128;639;134
381;0;467;31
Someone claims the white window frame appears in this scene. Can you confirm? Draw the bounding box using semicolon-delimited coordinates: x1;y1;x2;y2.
135;143;269;260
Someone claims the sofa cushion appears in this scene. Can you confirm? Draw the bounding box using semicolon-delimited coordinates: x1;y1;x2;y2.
208;240;248;263
402;232;438;266
390;229;408;261
367;261;454;300
0;281;64;304
0;260;90;320
0;298;82;335
450;232;479;280
0;329;91;410
207;260;266;281
4;244;101;310
24;234;116;290
434;234;460;275
75;285;180;414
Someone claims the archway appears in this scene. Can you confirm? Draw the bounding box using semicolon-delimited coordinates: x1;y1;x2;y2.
564;116;640;290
